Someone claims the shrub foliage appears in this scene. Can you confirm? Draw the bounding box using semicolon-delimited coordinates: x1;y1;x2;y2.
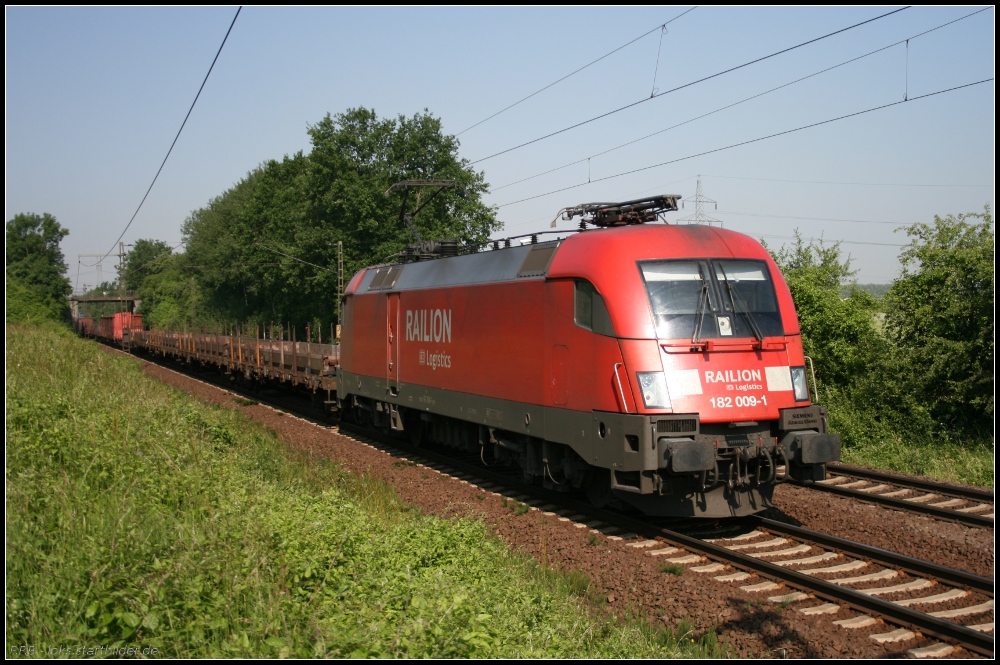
770;207;994;485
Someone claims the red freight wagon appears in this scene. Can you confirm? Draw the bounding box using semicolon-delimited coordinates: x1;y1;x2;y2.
338;196;840;517
76;317;95;336
98;312;143;342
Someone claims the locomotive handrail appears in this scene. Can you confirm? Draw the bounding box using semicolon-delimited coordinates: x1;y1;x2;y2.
612;363;631;414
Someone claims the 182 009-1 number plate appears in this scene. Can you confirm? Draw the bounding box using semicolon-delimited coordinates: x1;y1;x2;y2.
709;395;767;408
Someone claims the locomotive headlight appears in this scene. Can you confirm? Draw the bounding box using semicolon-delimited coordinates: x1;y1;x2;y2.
791;366;810;402
636;372;671;409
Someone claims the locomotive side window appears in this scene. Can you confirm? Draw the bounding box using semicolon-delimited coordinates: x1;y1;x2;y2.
574;280;615;336
340;296;350;328
639;259;783;340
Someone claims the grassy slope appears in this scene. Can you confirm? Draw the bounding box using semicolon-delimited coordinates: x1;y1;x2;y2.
5;323;714;658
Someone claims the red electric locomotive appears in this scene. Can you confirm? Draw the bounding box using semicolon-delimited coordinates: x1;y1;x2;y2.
338;195;840;518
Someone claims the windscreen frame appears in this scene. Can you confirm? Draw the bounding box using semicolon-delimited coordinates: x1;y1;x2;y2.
638;258;785;341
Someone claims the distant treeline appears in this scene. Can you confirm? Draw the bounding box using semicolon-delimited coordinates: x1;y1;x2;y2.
846;283;891;299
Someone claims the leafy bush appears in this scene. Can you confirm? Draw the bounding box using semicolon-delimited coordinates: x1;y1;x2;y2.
6;273;68;326
6;212;71;306
770;234;886;391
770;215;994;486
883;207;994;434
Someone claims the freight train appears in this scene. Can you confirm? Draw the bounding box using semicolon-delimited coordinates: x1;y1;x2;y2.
76;313;143;341
83;194;840;518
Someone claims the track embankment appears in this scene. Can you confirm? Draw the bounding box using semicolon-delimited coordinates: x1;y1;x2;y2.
135;354;993;659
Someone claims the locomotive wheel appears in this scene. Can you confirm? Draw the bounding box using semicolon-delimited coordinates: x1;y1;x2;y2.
585;468;613;508
404;410;424;447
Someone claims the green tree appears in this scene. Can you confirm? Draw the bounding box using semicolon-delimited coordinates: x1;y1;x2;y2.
6;212;72;321
306;107;498;279
179;107;499;330
137;254;202;330
883;207;994;433
119;238;174;291
182;153;310;325
6;212;71;301
769;233;884;393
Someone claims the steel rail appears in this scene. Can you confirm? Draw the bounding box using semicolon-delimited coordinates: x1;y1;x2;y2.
752;517;992;593
632;518;995;657
825;462;995;501
796;476;993;528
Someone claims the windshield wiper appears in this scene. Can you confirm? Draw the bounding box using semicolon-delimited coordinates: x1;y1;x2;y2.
691;266;710;345
718;265;764;345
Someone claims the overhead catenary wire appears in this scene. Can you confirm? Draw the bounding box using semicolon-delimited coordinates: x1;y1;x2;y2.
255;243;335;274
93;6;242;266
455;7;697;136
717;210;917;226
649;23;669;97
701;174;995;188
497;77;994;209
490;6;991;193
756;233;906;248
472;6;911;165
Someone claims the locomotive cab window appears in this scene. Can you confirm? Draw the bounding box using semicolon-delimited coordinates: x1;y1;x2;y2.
714;261;779;316
574;280;615;336
639;259;783;340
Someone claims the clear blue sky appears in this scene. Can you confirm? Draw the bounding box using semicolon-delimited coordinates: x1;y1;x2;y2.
6;6;994;289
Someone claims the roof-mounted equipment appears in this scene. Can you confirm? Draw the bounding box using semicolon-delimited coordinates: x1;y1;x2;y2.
554;195;681;228
385;179;464;262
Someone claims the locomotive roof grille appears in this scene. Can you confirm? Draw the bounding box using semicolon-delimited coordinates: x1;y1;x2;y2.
517;244;560;278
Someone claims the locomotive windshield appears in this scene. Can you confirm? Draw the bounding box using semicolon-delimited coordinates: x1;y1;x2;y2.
639;259;783;340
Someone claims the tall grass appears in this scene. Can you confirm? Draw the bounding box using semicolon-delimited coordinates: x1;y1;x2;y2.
827;390;994;488
6;323;712;658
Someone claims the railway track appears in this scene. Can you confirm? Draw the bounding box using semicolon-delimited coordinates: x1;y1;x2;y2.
124;349;995;657
796;463;994;528
337;425;994;658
